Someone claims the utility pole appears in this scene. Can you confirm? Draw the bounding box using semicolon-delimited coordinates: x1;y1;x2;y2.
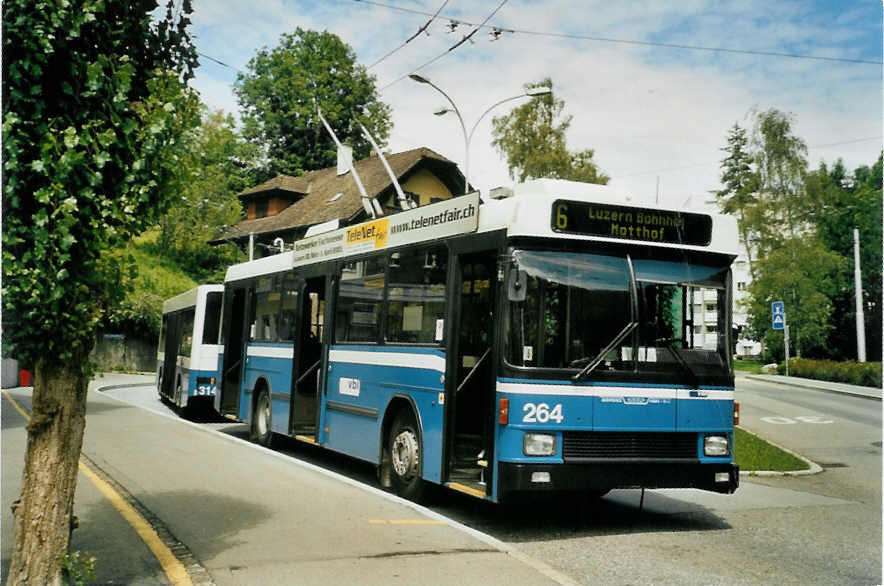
853;228;867;362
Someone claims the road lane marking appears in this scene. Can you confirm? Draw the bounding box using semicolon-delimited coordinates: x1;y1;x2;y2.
369;519;447;525
2;389;195;586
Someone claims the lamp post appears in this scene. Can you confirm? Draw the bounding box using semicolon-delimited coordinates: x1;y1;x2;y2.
408;73;551;194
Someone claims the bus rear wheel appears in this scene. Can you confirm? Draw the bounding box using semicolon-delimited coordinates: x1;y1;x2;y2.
250;389;273;447
388;410;425;501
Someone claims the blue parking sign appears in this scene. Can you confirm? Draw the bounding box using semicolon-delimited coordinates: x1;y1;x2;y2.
771;301;785;330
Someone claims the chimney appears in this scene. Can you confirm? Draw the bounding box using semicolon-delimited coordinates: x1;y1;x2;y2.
337;144;353;176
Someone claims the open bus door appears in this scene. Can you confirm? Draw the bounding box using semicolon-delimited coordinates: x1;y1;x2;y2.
219;285;249;417
290;275;326;441
445;249;498;497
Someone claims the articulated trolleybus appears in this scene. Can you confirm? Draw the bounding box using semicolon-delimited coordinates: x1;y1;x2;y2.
215;179;739;502
157;284;224;415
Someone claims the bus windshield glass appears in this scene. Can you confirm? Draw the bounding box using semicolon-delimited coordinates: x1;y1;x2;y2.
506;249;732;384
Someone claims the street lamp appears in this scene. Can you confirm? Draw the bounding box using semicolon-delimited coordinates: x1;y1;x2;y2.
409;73;551;194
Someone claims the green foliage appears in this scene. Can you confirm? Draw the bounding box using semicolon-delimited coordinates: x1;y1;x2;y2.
60;551;96;586
235;28;391;181
806;155;882;360
734;427;809;472
2;0;200;372
491;78;609;184
746;236;845;357
777;358;882;388
154;107;250;281
103;235;198;339
716;123;760;272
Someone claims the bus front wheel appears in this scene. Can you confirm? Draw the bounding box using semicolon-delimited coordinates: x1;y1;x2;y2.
388;410;425;501
250;389;273;447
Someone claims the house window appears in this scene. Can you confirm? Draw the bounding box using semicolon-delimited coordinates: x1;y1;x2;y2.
254;199;269;218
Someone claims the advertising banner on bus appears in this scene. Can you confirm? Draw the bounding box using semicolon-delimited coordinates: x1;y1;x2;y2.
293;192;480;266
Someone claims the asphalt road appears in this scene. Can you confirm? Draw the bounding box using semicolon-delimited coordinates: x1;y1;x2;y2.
5;374;881;585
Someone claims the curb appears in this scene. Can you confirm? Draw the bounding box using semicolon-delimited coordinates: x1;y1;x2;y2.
744;375;881;401
736;425;823;477
94;382;216;586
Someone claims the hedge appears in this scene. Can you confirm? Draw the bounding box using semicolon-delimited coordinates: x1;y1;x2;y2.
777;358;882;388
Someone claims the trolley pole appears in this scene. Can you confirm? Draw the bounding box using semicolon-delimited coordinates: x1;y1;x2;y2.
853;228;867;362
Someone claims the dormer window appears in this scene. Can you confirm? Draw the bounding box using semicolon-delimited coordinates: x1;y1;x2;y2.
255;199;269;218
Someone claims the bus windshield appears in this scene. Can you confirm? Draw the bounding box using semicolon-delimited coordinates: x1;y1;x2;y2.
506;249;732;385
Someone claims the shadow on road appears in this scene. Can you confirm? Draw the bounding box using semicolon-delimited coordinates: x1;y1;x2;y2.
207;422;731;545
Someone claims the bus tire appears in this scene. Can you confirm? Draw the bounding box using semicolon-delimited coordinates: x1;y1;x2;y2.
250;388;273;447
388;410;425;501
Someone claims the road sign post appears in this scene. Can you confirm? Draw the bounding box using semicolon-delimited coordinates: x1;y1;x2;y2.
772;301;788;376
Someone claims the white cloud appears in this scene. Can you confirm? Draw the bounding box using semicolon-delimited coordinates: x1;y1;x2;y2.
188;0;882;208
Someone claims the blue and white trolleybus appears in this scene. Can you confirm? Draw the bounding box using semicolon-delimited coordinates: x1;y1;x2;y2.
157;284;224;416
214;180;740;502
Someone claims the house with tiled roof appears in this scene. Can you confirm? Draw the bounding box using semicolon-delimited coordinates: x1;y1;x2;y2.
210;147;469;258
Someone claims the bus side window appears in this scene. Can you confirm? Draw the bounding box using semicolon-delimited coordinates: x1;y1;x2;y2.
279;272;299;342
251;276;282;342
336;256;386;343
387;246;447;344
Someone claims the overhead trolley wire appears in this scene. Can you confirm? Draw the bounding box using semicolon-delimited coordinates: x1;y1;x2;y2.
379;0;509;91
351;0;882;66
367;0;451;70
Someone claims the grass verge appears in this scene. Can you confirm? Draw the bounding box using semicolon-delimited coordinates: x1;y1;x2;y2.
733;360;764;375
734;427;810;472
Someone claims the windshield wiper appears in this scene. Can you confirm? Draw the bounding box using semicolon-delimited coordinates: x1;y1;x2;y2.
571;322;638;382
655;337;700;389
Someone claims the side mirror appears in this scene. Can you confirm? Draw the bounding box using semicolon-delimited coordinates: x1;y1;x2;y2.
507;269;527;302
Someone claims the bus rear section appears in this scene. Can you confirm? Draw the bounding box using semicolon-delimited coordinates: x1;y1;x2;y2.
157;285;223;415
494;246;739;501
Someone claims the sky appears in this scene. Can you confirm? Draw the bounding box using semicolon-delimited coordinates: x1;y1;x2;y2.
186;0;882;210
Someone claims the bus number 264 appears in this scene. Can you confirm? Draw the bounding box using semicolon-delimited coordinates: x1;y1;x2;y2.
522;403;564;424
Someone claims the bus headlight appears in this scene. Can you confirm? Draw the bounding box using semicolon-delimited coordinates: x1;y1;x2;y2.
523;433;556;456
704;435;730;457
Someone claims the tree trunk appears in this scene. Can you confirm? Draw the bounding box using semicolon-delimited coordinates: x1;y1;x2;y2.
7;356;89;586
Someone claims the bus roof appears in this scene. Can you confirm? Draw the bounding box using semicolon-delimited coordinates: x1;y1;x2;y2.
162;284;223;314
224;180;739;283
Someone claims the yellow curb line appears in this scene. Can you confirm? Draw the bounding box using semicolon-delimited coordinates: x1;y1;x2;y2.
3;390;193;586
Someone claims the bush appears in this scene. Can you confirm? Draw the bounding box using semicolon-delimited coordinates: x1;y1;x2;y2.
778;358;882;388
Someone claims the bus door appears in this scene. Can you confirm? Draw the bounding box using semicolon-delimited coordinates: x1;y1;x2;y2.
290;275;326;439
160;313;183;401
219;285;250;417
445;250;498;495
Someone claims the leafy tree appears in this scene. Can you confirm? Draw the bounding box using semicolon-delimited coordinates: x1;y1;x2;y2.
491;78;609;184
235;28;392;181
1;1;199;582
715;123;760;275
155;107;252;280
747;108;810;249
746;236;845;360
807;155;883;360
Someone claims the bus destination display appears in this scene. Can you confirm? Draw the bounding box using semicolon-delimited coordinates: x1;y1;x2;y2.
552;200;712;246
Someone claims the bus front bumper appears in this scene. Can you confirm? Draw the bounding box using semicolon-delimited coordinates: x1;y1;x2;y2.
498;461;739;499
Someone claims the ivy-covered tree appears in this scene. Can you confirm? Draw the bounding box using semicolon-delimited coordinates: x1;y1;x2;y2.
491;78;609;184
235;28;392;181
2;1;199;582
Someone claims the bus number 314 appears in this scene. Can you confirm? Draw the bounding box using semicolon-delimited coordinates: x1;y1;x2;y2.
522;403;564;424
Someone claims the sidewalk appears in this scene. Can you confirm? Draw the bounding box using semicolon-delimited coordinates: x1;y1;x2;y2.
744;373;882;401
3;375;569;586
